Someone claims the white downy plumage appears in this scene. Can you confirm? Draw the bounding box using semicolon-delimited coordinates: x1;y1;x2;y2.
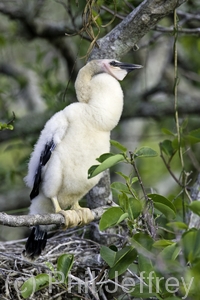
23;59;142;260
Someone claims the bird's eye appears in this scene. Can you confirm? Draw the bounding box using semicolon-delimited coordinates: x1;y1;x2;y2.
110;61;118;67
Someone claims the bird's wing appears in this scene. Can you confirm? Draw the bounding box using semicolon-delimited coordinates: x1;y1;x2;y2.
25;110;69;199
30;139;56;199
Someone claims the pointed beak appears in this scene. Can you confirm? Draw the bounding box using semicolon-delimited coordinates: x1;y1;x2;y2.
110;61;143;73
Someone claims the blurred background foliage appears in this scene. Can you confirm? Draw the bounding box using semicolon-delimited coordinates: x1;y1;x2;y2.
0;0;200;241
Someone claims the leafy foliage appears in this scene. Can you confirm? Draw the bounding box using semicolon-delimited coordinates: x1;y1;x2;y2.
88;135;200;299
20;254;74;299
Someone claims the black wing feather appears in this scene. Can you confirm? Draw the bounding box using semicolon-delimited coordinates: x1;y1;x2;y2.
30;140;56;200
23;225;47;260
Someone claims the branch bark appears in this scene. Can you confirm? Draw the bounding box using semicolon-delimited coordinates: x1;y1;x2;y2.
90;0;187;60
0;206;110;228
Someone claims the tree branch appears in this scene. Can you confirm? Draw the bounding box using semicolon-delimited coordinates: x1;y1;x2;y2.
0;206;110;228
90;0;187;60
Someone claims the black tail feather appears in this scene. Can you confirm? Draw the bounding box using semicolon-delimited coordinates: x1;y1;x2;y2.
23;225;47;260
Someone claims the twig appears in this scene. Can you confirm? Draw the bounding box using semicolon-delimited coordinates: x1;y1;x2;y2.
128;152;157;238
50;290;68;300
154;25;200;36
69;274;99;300
129;151;149;203
177;10;200;23
159;143;182;187
101;5;124;20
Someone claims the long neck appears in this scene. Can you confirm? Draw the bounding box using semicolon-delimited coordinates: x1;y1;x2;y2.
75;65;93;103
87;73;124;132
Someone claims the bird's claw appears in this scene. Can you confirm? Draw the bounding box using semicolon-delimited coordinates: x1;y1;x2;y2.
59;208;94;229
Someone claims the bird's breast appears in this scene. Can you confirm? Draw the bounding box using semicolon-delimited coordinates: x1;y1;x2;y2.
42;126;110;208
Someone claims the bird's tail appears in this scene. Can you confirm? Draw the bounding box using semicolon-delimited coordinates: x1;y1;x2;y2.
23;225;47;260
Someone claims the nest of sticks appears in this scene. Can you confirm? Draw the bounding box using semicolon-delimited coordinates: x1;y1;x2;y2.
0;223;126;300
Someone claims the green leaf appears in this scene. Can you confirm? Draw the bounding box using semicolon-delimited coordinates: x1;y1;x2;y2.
96;153;115;163
134;147;158;158
116;212;129;224
99;207;124;230
131;177;138;184
172;136;185;150
100;245;116;267
158;243;180;261
160;139;176;157
88;154;125;178
127;197;143;220
110;139;127;152
111;182;130;195
138;254;154;275
57;254;74;283
162;128;175;136
21;274;51;299
167;221;188;230
87;165;99;177
45;261;55;272
185;128;200;145
148;194;176;219
109;246;137;279
115;171;129;181
118;192;129;211
138;254;158;288
153;239;174;248
189;128;200;139
188;201;200;216
6;124;14;130
131;233;154;258
129;283;157;298
0;122;14;131
182;229;200;263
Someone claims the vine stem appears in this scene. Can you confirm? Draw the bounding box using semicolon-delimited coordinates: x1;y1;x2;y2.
173;10;191;220
129;152;149;203
159;143;183;187
174;10;183;169
129;154;157;238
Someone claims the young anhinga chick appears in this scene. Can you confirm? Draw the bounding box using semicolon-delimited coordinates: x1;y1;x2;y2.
23;59;142;260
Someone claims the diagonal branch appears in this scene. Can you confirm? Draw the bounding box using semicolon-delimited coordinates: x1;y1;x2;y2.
90;0;187;60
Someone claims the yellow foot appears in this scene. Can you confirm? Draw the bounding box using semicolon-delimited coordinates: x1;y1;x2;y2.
59;208;94;229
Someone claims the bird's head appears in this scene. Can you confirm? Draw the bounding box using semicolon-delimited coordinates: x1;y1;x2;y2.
75;59;143;103
100;59;143;81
